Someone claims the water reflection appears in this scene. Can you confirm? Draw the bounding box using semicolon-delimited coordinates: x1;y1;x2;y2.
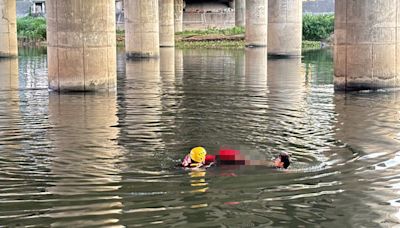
189;170;208;193
303;49;334;85
245;47;267;89
160;48;179;152
178;49;242;151
268;58;306;156
18;48;48;89
0;58;19;90
0;57;21;174
47;93;123;227
331;91;400;227
120;58;164;159
160;47;176;108
47;93;121;194
0;58;20;153
175;48;184;82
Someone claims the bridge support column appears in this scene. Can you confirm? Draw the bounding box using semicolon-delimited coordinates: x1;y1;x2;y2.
268;0;302;56
47;0;116;92
0;0;17;58
159;0;175;47
245;0;268;47
125;0;159;58
235;0;245;27
335;0;400;90
174;0;184;32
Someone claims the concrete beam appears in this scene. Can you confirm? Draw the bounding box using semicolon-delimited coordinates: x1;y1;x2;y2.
268;0;302;56
125;0;159;58
334;0;400;91
0;0;17;58
47;0;116;92
245;0;268;47
235;0;245;27
159;0;175;47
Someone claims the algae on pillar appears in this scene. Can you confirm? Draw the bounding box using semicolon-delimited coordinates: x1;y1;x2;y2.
159;0;175;47
47;0;116;92
245;0;268;47
268;0;302;56
235;0;245;27
125;0;160;58
334;0;400;91
174;0;184;32
0;0;17;58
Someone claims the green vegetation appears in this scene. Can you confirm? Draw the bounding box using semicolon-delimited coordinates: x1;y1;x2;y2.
17;16;47;40
176;40;245;49
177;40;320;49
303;14;334;41
176;26;244;37
302;40;321;50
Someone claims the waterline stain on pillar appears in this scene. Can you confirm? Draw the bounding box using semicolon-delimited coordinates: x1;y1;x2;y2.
334;0;400;91
268;0;302;56
125;0;159;59
47;0;117;92
0;0;17;58
245;0;268;47
159;0;175;47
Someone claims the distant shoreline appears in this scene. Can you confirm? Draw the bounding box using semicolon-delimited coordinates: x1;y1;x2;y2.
17;34;325;51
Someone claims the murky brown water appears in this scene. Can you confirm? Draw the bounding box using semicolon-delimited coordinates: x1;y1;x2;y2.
1;47;400;227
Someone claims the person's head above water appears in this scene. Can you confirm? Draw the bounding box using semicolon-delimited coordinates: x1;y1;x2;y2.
189;146;207;163
274;152;291;169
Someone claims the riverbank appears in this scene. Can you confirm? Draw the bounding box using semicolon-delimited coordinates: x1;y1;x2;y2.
18;15;332;50
116;33;324;50
21;32;323;51
18;31;324;51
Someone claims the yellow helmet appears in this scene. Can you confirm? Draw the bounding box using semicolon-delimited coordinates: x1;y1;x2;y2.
190;146;207;163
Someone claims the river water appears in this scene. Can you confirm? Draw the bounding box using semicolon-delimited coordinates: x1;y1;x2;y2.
1;47;400;227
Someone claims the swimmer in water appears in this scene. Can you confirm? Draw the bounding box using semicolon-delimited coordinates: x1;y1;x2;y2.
181;147;291;169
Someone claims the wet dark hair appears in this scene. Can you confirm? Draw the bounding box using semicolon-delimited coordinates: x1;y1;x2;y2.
279;152;290;169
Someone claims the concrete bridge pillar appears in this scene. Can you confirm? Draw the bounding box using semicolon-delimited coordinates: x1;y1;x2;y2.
335;0;400;90
0;0;17;57
159;0;175;47
268;0;302;56
245;0;268;47
174;0;184;32
125;0;159;58
235;0;245;27
47;0;116;92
